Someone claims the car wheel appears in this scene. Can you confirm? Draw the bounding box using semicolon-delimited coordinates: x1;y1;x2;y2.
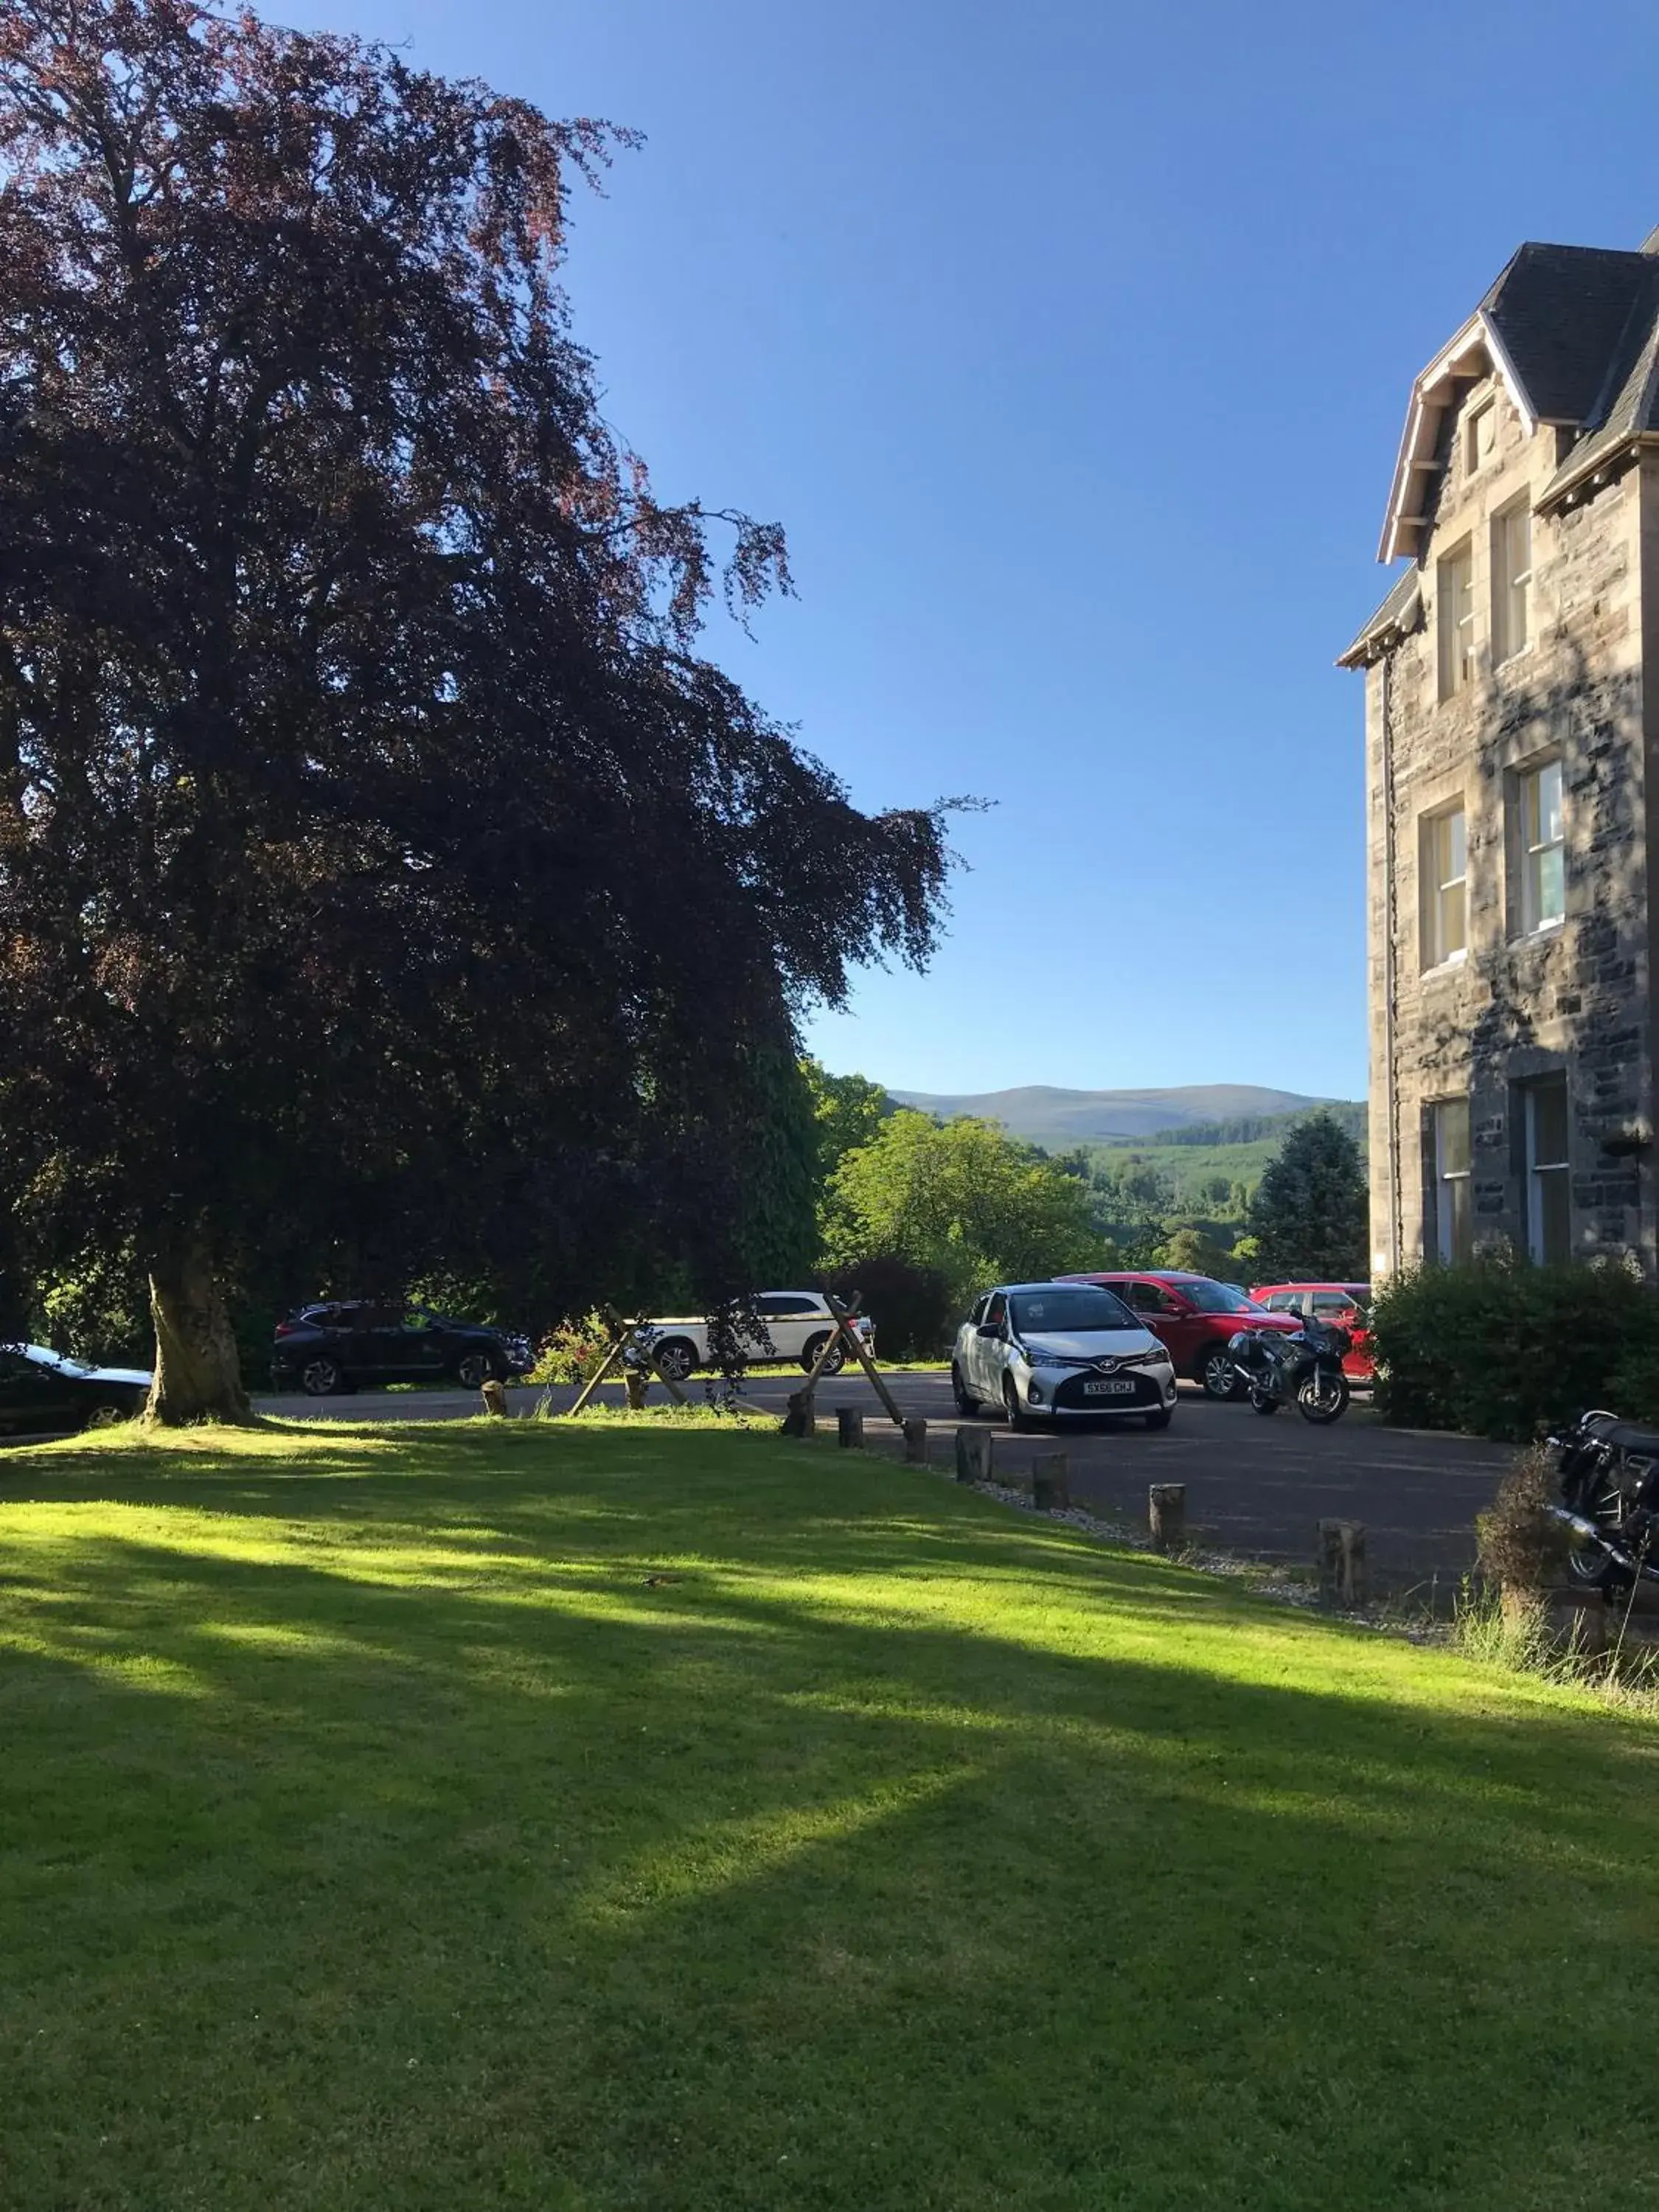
1143;1406;1172;1430
456;1352;495;1391
301;1356;347;1397
1002;1376;1032;1433
951;1363;981;1417
802;1331;846;1376
1199;1346;1244;1401
653;1339;698;1382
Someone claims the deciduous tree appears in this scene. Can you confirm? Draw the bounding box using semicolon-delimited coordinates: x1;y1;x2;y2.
0;0;952;1419
800;1060;891;1184
824;1113;1099;1312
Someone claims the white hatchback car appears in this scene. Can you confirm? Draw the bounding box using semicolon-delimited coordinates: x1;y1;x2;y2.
952;1281;1177;1430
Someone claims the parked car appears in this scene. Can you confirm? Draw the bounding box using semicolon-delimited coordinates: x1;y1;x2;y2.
269;1303;532;1396
0;1343;150;1436
636;1293;874;1382
1249;1283;1374;1381
1055;1270;1302;1399
952;1281;1177;1430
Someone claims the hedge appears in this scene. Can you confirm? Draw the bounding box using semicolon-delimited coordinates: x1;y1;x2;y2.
1370;1256;1659;1441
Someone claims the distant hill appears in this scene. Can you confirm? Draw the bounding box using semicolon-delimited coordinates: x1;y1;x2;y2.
883;1083;1354;1147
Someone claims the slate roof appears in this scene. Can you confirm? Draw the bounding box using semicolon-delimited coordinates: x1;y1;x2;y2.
1337;568;1422;670
1479;243;1659;425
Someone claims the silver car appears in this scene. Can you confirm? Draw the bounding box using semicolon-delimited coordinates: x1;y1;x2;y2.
951;1281;1178;1431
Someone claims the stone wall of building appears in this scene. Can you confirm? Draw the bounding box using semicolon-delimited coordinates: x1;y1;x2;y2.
1364;378;1655;1278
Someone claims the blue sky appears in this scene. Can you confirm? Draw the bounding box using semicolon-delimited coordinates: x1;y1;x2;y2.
285;0;1659;1102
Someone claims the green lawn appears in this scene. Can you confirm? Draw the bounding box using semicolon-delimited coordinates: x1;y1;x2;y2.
2;1417;1656;2211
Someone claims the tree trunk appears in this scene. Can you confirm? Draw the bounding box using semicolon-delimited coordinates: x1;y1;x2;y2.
147;1243;252;1425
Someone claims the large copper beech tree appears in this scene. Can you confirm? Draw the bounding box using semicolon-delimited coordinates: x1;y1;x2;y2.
0;0;953;1421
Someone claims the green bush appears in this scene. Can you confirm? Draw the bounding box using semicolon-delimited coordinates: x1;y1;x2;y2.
1371;1254;1659;1441
1607;1341;1659;1429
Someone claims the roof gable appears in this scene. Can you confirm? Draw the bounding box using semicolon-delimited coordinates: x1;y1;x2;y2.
1377;239;1659;563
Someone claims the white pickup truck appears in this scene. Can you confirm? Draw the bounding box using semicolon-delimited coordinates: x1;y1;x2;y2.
635;1293;874;1381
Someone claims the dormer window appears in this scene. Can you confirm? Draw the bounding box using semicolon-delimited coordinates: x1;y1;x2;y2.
1467;400;1496;474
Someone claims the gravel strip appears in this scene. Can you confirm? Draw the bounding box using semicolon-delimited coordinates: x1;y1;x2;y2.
919;1461;1446;1642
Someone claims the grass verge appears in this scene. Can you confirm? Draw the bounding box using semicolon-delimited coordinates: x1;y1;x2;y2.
4;1417;1659;2209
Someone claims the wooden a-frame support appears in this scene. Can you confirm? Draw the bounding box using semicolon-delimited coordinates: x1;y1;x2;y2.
566;1309;692;1415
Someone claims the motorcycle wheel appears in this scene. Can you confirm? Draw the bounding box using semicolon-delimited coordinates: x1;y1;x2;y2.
1251;1391;1280;1416
1297;1369;1350;1425
1565;1464;1635;1593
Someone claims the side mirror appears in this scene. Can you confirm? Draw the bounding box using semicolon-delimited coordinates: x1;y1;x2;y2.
975;1322;1002;1340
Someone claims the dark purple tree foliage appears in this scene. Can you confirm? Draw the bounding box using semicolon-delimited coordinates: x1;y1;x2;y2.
0;1;953;1419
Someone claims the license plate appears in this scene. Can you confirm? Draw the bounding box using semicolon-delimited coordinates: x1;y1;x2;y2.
1082;1379;1135;1397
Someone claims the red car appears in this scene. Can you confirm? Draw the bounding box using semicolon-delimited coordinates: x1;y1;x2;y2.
1250;1283;1375;1382
1056;1271;1302;1399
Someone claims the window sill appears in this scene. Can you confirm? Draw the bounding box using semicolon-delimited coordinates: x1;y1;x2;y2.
1420;952;1468;981
1512;917;1564;945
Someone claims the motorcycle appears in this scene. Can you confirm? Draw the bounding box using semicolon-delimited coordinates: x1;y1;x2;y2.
1546;1410;1659;1596
1225;1315;1352;1425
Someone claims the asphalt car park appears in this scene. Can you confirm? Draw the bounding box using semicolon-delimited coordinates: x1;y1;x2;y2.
255;1367;1512;1588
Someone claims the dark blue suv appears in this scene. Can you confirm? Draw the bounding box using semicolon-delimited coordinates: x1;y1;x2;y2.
270;1302;532;1396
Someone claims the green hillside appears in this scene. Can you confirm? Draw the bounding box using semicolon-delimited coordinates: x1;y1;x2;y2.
886;1082;1346;1146
1079;1102;1368;1217
1088;1135;1285;1212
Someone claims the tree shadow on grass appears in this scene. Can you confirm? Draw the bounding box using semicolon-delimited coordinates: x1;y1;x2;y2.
4;1427;1659;2211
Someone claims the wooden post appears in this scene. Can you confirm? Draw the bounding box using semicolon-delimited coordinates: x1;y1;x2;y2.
902;1416;930;1465
797;1295;863;1388
825;1293;906;1430
838;1407;864;1450
1149;1483;1186;1552
778;1299;869;1440
480;1378;507;1418
568;1316;646;1416
1032;1452;1069;1511
623;1368;648;1411
780;1386;815;1439
1318;1519;1368;1607
955;1427;992;1484
1557;1592;1609;1658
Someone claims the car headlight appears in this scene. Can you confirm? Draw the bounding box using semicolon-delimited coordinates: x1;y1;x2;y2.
1130;1346;1171;1368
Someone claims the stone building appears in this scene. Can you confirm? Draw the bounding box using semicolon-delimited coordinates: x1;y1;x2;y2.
1340;230;1659;1280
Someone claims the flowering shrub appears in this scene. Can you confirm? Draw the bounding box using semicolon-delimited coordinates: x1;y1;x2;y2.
526;1310;617;1386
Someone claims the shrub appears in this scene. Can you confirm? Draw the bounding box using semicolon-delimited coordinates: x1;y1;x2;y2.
527;1310;618;1386
1607;1340;1659;1427
1371;1253;1659;1441
822;1255;954;1362
1474;1444;1570;1596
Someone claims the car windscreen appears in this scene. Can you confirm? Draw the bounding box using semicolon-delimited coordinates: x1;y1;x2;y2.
1179;1281;1256;1314
24;1343;94;1375
1009;1289;1136;1335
